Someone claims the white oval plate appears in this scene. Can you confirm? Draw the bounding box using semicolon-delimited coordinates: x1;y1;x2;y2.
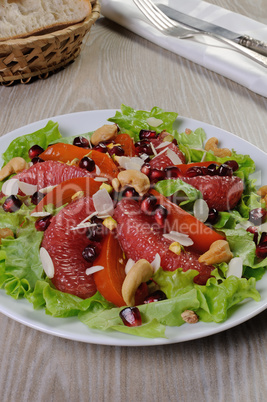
0;109;267;346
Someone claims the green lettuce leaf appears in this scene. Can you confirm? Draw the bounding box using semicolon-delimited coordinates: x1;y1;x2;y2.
1;120;61;165
108;104;178;141
154;178;201;208
173;128;206;149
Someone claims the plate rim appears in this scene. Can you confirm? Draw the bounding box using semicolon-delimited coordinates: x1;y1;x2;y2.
0;108;267;346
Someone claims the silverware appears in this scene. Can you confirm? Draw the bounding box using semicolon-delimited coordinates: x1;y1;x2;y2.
158;4;267;57
133;0;267;68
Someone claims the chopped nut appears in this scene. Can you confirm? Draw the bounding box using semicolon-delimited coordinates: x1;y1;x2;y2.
205;137;232;158
66;158;80;166
71;191;84;201
169;242;182;255
0;228;14;245
103;217;117;231
163;134;174;142
198;240;233;265
100;183;113;193
181;310;199;324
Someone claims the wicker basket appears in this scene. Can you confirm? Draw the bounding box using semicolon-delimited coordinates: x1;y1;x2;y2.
0;0;101;85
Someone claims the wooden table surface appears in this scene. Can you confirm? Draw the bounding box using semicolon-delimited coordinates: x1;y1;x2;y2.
0;1;267;401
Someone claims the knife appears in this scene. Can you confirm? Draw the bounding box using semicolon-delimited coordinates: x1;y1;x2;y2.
157;4;267;57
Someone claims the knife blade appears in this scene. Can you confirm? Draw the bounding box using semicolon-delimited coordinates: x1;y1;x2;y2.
157;4;267;57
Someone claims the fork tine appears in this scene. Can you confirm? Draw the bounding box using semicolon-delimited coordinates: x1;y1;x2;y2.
142;0;177;28
133;0;172;31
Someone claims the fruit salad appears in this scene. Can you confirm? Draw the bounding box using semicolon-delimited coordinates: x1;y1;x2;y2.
0;105;266;339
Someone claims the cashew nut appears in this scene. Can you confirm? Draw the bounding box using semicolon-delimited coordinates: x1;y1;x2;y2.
257;185;267;206
181;310;199;324
205;137;232;158
0;228;14;245
198;240;233;265
112;169;150;195
0;157;29;181
122;259;154;306
90;124;118;146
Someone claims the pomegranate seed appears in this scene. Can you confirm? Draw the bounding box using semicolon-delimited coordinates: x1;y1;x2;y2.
141;163;152;177
79;156;95;172
217;164;233;177
164;166;182;179
150;168;166;183
185;166;203;177
260;232;267;244
154;204;168;226
224;160;239;172
122;187;139;199
31;156;44;165
82;244;100;263
3;195;22;213
206;163;218;176
86;223;107;242
73;136;90;148
135;145;152;156
90;215;104;225
256;242;267;259
172;138;178;146
94;142;108;153
119;307;142;327
141;195;157;215
139;129;158;140
28;145;44;160
135;140;150;147
246;226;258;243
201;167;208;175
108;145;124;157
207;208;219;224
193;272;211;285
143;290;167;304
35;215;52;231
249;208;267;226
31;191;45;205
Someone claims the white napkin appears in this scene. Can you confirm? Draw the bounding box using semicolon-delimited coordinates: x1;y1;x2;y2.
100;0;267;97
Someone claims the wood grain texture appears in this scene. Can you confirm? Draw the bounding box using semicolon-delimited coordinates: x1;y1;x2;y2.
0;1;267;401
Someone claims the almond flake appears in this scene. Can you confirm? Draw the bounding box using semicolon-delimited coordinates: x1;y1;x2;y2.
2;178;19;196
146;117;163;127
94;177;109;182
163;231;194;247
156;141;172;149
86;266;104;275
166;148;183;165
31;212;51;217
40;247;54;278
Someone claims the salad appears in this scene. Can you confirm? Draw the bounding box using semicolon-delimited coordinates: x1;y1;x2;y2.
0;105;266;339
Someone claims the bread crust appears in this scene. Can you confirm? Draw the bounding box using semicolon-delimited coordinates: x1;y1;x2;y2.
0;0;92;41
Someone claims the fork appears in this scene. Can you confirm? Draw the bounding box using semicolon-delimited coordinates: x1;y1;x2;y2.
133;0;267;68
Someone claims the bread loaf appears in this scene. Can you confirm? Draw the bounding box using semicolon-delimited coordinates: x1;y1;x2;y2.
0;0;92;41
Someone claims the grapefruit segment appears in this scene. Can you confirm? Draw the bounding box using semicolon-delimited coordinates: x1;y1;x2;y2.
14;160;92;190
182;175;243;211
41;197;97;299
113;198;215;279
149;139;186;170
33;177;101;212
